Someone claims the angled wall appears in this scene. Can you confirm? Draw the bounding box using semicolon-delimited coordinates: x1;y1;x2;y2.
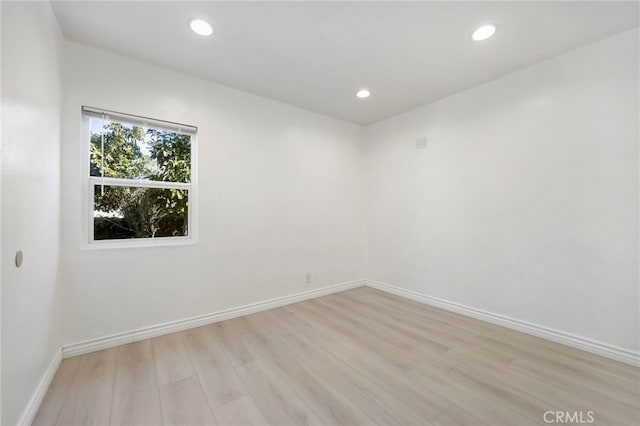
1;2;64;425
364;29;639;355
59;42;366;345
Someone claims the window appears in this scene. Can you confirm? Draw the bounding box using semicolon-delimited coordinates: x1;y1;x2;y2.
83;107;196;246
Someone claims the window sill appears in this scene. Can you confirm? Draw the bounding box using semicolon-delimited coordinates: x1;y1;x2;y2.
83;236;196;250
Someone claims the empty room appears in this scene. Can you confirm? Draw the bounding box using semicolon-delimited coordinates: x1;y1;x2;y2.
1;1;639;425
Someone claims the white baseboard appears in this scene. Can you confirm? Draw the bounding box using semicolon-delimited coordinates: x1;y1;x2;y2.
62;280;365;358
365;280;640;367
18;347;63;426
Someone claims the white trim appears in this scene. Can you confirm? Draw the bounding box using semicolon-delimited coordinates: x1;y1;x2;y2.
82;106;197;135
81;108;198;249
89;177;191;190
17;348;63;426
365;280;640;367
62;280;365;358
87;179;194;249
85;235;195;250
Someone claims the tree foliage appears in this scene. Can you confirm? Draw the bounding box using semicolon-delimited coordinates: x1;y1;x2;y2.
90;122;191;239
90;123;148;179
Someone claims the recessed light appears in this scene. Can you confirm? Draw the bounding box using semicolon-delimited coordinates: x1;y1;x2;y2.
189;18;214;37
356;89;371;99
471;24;497;41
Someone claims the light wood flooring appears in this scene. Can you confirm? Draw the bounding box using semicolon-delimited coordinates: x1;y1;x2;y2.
34;287;640;426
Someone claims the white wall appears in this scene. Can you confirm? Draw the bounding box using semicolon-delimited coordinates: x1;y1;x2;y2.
1;2;64;425
364;29;639;353
60;42;365;345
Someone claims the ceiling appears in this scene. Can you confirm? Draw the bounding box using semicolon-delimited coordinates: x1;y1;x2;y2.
51;1;639;126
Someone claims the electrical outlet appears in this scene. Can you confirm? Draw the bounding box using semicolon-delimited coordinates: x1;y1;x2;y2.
305;273;312;284
415;136;427;149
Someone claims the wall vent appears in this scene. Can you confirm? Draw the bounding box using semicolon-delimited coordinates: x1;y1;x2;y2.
415;136;427;149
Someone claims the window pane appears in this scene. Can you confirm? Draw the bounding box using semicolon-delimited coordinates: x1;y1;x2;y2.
89;117;191;183
93;185;189;240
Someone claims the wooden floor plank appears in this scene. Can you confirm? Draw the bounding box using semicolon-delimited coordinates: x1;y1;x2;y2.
279;305;450;421
465;358;636;425
510;357;640;417
183;326;248;409
241;315;378;425
207;319;256;367
281;330;435;425
446;363;555;423
292;299;424;372
110;340;163;426
55;348;118;426
152;333;196;386
159;376;217;426
432;404;488;426
212;395;271;426
406;364;537;425
234;359;324;426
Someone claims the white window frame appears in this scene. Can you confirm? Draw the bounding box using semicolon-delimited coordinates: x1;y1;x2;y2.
81;106;198;249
